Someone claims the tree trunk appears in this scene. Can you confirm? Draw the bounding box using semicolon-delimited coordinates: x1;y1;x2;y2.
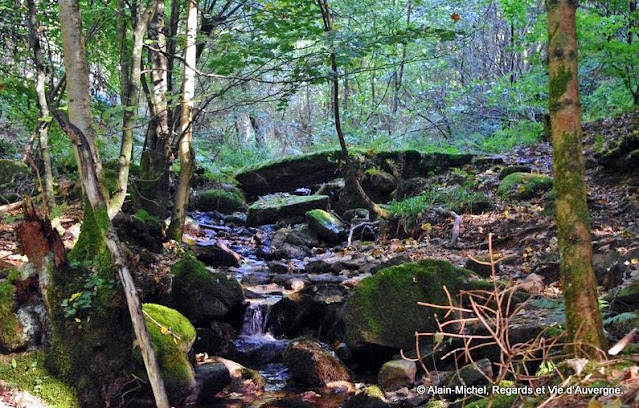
111;0;158;218
167;0;197;241
27;0;55;212
546;0;607;358
56;1;170;404
316;0;390;220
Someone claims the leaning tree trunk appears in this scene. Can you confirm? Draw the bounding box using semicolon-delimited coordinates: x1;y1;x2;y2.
316;0;391;219
56;0;170;405
546;0;607;358
167;0;197;242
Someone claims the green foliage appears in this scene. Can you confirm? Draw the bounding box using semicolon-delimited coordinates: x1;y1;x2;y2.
0;352;79;407
195;188;246;213
498;172;553;200
480;121;544;153
59;273;108;319
388;185;489;216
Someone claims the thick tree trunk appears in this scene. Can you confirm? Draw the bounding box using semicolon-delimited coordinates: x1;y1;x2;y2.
27;0;55;212
546;0;607;358
167;0;197;241
56;1;170;404
317;0;391;220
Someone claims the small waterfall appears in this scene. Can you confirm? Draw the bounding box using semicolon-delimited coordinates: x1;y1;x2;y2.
241;302;267;336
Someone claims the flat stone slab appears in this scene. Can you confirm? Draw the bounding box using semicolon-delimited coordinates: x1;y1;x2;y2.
246;194;330;226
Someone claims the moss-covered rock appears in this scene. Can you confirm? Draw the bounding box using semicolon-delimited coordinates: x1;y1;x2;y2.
498;172;553;200
305;209;345;243
139;303;196;404
607;283;639;310
377;359;416;391
0;159;33;203
195;187;246;213
113;209;164;253
342;259;483;351
170;254;244;325
0;279;25;350
0;351;79;407
361;168;396;203
343;385;389;408
282;336;351;387
247;194;330;226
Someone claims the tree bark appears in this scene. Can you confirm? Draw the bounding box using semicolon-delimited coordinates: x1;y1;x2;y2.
546;0;607;358
26;0;55;212
167;0;197;241
316;0;391;220
56;1;170;404
111;0;158;219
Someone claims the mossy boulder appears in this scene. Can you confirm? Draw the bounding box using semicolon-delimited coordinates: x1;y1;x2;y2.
236;150;341;199
0;159;33;203
195;187;246;214
247;194;330;226
282;336;351;387
305;209;345;243
343;385;389;408
377;359;416;391
361;168;396;203
498;172;553;200
171;254;244;326
140;303;196;404
342;259;483;351
113;209;164;253
607;283;639;311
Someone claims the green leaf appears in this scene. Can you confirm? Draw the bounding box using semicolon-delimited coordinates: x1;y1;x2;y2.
10;358;17;369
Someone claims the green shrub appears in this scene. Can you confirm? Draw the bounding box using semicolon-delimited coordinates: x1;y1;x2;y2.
480;121;543;153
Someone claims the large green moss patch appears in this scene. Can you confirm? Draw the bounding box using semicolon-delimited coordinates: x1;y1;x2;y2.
498;172;553;200
343;259;481;350
195;187;246;213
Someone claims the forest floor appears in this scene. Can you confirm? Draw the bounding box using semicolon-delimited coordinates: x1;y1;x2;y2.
1;111;639;407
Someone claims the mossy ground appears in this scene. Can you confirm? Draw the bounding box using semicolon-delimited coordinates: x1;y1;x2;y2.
498;172;553;199
0;352;79;407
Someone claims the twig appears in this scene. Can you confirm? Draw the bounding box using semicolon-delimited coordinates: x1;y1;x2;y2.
347;220;379;246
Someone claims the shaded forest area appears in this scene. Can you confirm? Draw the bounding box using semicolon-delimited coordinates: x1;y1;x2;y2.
1;0;639;407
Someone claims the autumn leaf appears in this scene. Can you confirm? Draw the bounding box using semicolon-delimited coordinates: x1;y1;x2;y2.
160;326;170;335
74;318;81;323
451;13;461;21
69;292;82;302
11;358;17;369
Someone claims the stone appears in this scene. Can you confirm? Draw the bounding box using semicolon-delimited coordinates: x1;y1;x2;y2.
192;362;231;403
266;284;347;341
447;358;493;388
497;172;553;200
190;240;242;267
378;359;417;391
210;357;265;395
171;255;244;326
498;165;532;180
306;209;345;243
283;336;351;387
113;210;164;253
236;151;342;199
464;257;500;278
195;187;246;214
140;304;197;405
361;168;396;203
247;194;330;227
343;386;389;408
342;208;370;223
342;259;485;352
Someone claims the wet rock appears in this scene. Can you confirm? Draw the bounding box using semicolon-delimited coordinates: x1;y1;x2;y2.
195;187;246;214
305;255;348;274
193;323;236;356
233;335;288;366
283;336;351;387
343;386;389;408
308;273;347;284
224;212;247;226
343;259;485;353
266;284;347;341
498;165;532;180
342;208;370;222
497;172;553;200
171;255;245;326
210;357;265;395
378;359;417;391
306;209;345;243
247;194;330;226
191;241;242;267
191;362;231;403
268;261;291;274
271;274;310;290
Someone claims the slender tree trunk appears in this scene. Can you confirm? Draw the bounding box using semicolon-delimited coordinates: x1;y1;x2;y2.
27;0;55;211
316;0;390;219
57;1;170;404
111;0;157;218
167;0;197;241
546;0;607;358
